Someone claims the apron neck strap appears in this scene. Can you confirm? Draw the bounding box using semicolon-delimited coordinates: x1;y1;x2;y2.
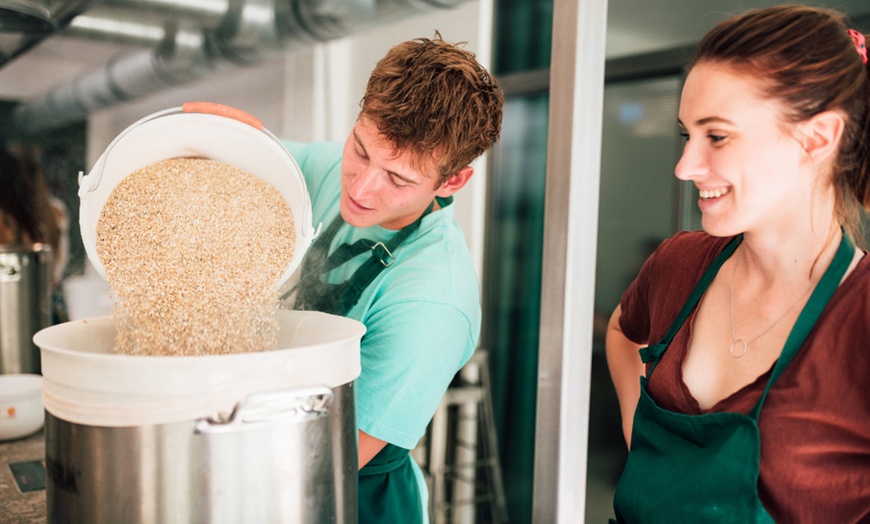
750;231;855;418
640;236;742;371
284;200;438;312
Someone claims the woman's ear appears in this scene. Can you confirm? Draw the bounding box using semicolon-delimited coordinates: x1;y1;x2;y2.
436;166;474;197
798;110;845;164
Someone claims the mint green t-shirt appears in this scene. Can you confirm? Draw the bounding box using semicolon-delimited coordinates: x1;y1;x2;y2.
282;140;480;449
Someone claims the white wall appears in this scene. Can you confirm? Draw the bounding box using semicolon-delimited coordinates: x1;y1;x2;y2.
63;1;490;319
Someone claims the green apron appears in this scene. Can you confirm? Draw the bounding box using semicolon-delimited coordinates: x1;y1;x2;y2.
289;201;445;524
357;443;424;523
612;233;854;523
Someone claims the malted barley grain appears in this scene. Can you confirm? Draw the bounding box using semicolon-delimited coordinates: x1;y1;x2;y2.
96;157;296;356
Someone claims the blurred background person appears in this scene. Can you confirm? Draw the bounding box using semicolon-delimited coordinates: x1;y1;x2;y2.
0;144;70;324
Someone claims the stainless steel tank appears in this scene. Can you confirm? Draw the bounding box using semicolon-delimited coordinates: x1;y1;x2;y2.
0;244;51;374
43;383;357;524
34;310;364;524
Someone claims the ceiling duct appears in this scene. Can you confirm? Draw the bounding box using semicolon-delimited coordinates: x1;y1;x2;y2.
12;0;471;135
0;0;98;65
0;0;52;32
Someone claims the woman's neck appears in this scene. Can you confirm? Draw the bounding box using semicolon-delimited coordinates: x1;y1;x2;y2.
740;218;841;285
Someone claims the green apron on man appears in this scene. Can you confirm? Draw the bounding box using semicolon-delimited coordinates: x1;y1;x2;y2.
290;203;437;523
611;233;854;523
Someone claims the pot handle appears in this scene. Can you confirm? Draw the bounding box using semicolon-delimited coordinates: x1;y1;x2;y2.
194;386;334;434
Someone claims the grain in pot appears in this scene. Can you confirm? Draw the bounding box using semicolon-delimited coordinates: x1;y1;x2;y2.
95;157;296;356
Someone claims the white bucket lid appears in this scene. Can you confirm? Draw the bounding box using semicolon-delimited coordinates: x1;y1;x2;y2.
79;102;314;288
33;310;365;427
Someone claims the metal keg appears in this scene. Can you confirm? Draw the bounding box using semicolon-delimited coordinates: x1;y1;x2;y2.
0;244;51;374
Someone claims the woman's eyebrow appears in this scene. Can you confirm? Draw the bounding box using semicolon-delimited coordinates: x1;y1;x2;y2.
679;116;737;127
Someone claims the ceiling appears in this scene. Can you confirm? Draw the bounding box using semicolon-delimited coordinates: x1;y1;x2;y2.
606;0;870;58
0;0;869;117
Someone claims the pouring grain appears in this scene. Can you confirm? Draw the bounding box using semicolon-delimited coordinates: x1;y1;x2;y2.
96;157;296;356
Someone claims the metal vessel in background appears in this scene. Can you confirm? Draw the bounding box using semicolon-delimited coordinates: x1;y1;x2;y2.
0;244;51;374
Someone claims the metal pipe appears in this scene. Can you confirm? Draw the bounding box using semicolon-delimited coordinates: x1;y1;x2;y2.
1;0;99;65
11;0;472;134
13;23;217;134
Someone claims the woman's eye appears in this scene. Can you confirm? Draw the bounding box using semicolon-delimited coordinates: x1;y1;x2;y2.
679;131;689;142
708;134;726;143
354;146;368;159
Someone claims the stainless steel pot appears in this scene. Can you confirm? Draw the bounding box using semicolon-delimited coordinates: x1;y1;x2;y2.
0;244;51;374
34;310;365;524
45;382;357;524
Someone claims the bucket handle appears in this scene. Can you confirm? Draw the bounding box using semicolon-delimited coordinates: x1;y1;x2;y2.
193;385;334;434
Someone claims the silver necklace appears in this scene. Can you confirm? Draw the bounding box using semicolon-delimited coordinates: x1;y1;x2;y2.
729;245;814;358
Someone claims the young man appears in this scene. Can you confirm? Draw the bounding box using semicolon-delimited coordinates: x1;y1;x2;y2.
282;35;503;522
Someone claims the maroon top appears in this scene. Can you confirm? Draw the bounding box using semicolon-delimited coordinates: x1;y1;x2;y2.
619;230;870;523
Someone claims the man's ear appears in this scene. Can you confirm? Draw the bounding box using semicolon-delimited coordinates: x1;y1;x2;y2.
798;110;845;165
435;166;474;197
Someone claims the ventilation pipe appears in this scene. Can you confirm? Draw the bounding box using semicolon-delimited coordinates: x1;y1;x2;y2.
0;0;98;64
12;0;470;135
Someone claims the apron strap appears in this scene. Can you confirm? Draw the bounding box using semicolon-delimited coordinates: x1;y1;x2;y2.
284;199;442;314
641;236;742;372
749;232;855;418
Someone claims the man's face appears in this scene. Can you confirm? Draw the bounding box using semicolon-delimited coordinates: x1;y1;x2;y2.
340;116;445;230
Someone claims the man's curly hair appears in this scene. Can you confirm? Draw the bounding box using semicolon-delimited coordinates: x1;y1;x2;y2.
360;33;504;184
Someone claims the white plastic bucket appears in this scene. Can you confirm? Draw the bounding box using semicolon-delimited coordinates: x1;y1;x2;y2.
33;310;364;427
78;102;314;288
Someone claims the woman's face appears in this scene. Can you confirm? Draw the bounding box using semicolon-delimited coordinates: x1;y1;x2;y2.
340;116;447;230
675;62;818;238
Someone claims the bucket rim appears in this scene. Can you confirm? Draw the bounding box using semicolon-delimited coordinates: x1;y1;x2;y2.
78;103;314;289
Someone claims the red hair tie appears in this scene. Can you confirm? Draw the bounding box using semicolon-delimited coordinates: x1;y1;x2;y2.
848;29;868;66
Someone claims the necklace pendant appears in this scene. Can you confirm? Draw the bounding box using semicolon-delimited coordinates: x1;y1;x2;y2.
730;339;748;358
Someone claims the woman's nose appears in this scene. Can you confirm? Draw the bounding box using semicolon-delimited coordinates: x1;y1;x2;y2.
674;140;708;181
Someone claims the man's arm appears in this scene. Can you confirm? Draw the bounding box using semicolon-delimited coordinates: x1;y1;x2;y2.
358;430;389;469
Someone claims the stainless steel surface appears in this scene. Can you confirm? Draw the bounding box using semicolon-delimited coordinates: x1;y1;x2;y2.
533;0;607;521
45;382;357;524
0;245;51;375
193;385;334;434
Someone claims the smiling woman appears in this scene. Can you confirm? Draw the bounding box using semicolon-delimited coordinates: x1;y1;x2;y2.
606;5;870;523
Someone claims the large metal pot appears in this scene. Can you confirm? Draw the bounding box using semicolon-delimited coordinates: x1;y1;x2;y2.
34;310;365;524
0;244;51;374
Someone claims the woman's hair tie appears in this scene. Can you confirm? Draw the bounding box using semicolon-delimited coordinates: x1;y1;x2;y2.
848;29;868;66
